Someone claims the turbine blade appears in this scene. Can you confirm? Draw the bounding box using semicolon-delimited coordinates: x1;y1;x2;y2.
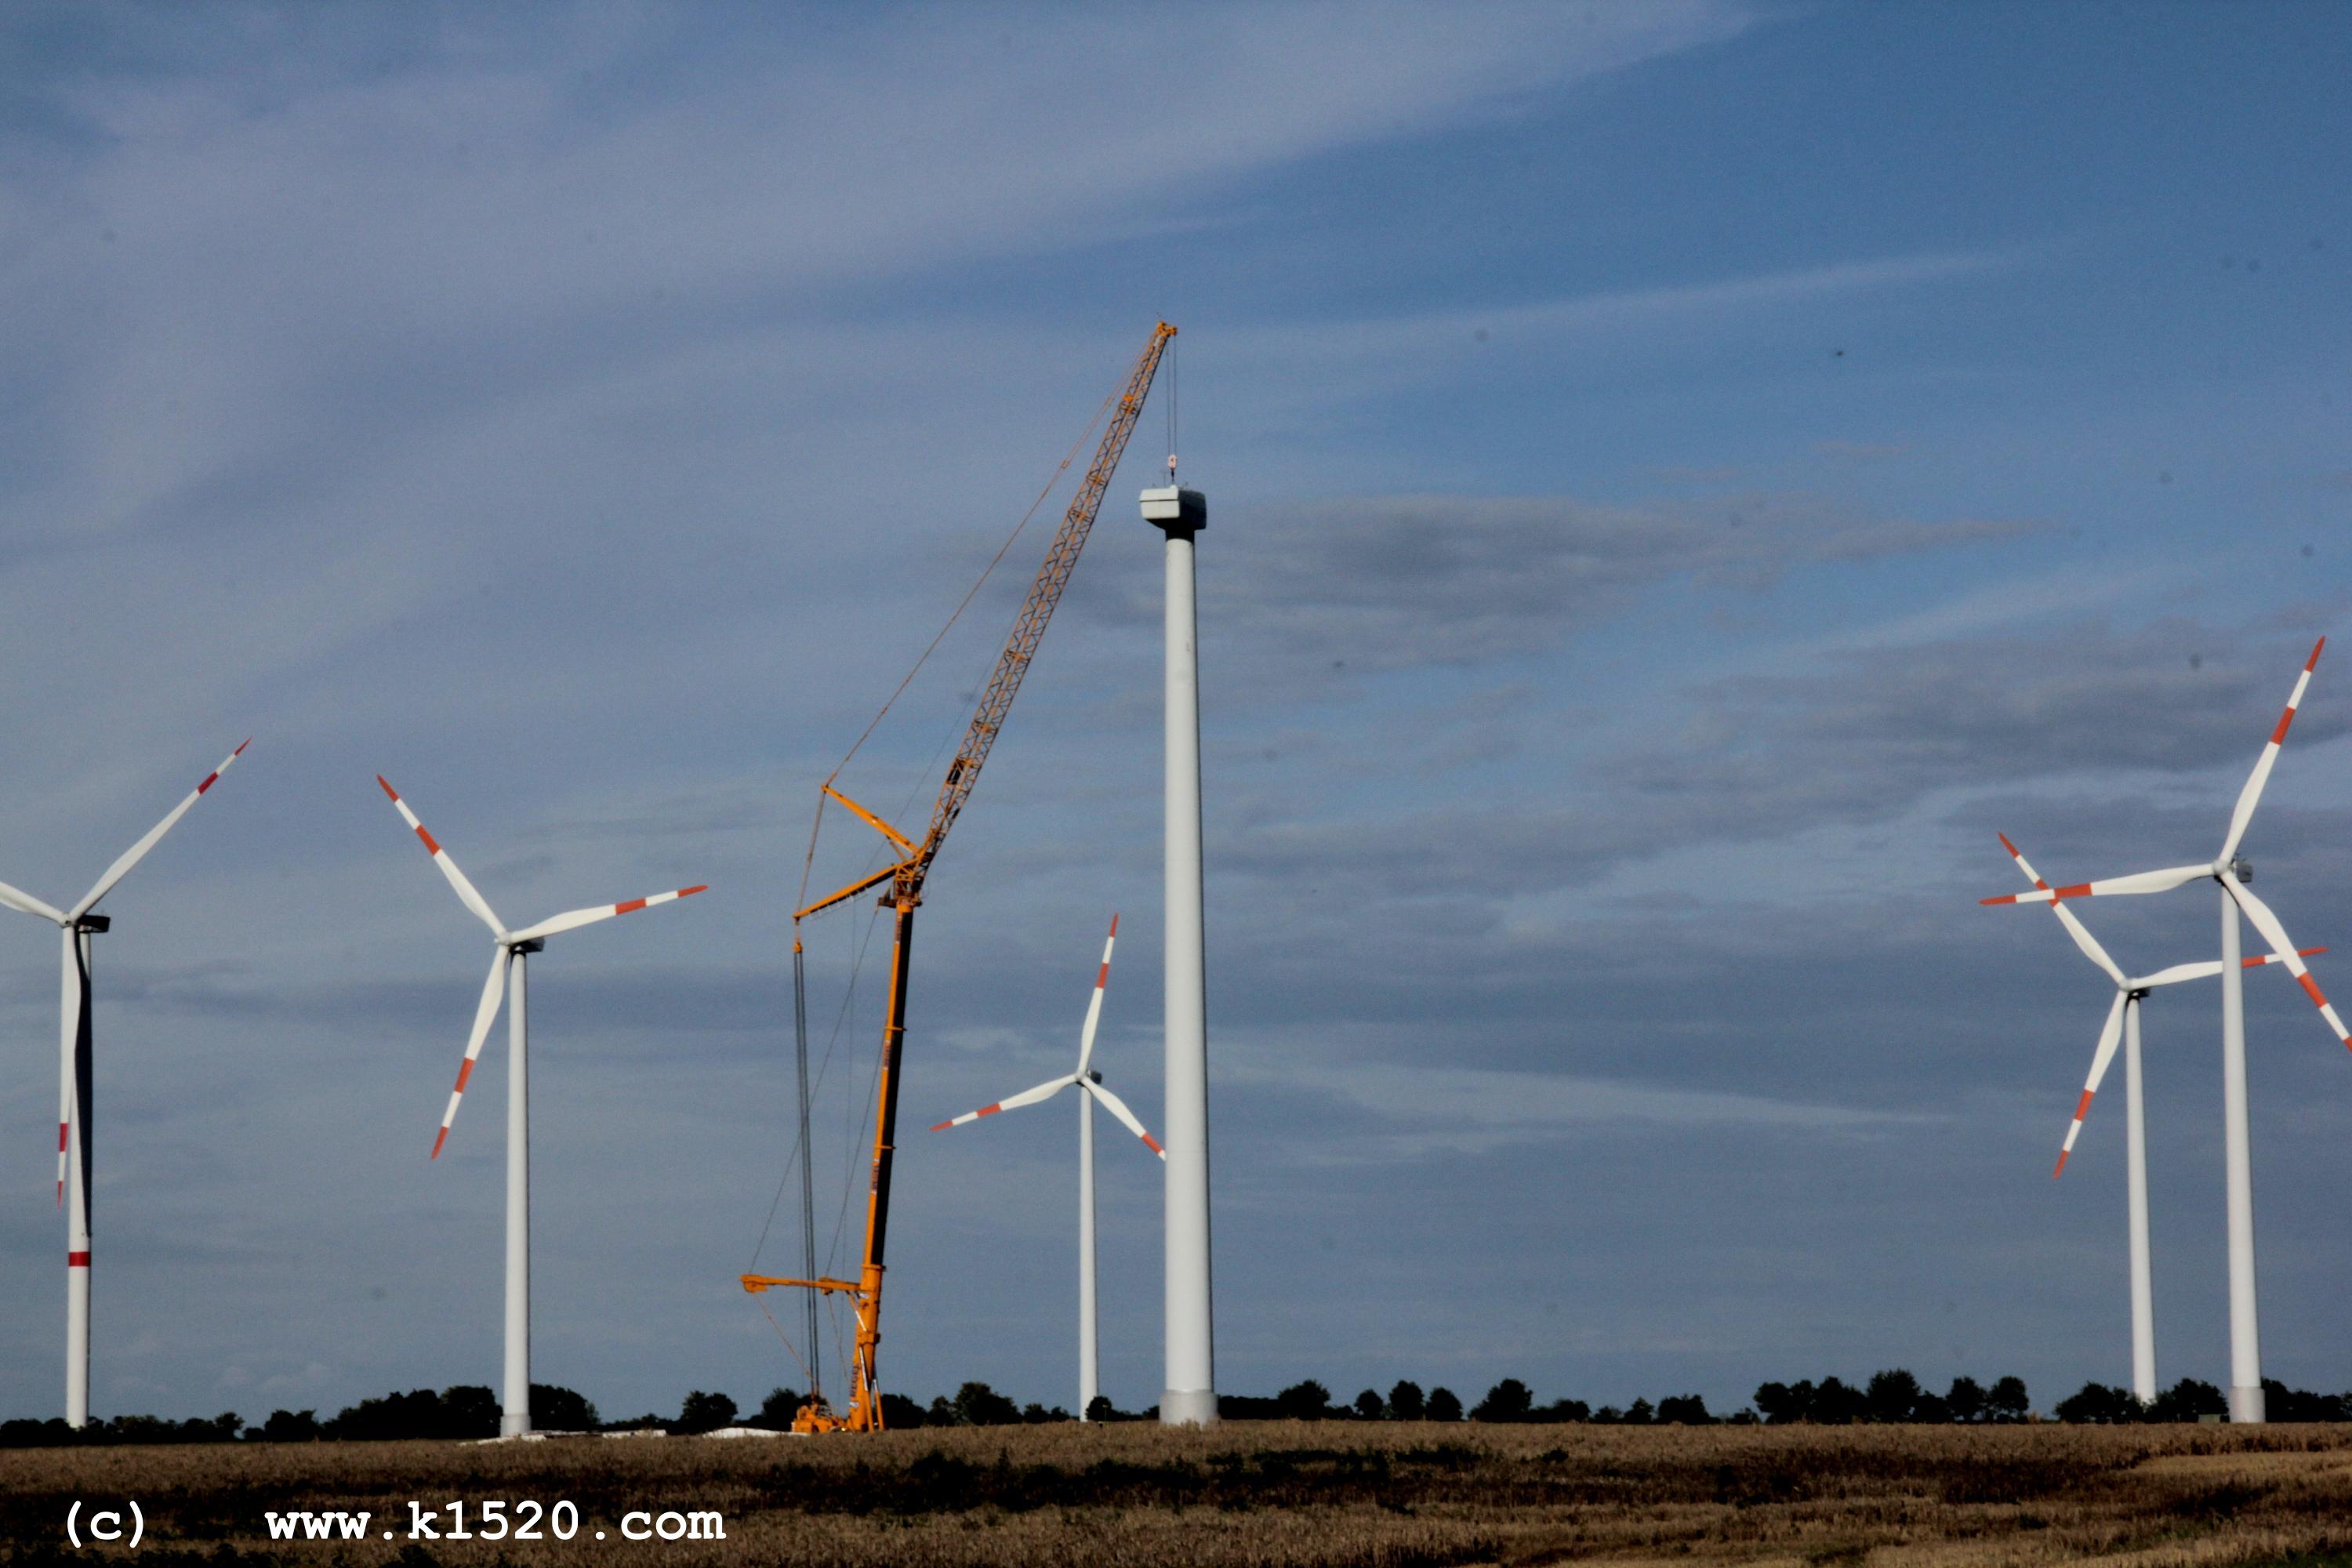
2055;992;2129;1178
0;880;66;924
378;776;504;936
431;951;510;1160
2220;637;2324;865
70;740;250;920
929;1073;1076;1131
1996;833;2125;985
1074;913;1119;1076
2136;960;2224;989
1981;863;2211;905
2223;872;2352;1051
1082;1079;1165;1160
2129;946;2322;989
504;884;709;944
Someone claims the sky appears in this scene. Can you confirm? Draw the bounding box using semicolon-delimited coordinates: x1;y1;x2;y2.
2;1;2350;1426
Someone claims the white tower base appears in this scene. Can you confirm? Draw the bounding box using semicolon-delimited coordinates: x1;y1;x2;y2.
2219;886;2264;1423
1144;485;1216;1428
503;943;537;1439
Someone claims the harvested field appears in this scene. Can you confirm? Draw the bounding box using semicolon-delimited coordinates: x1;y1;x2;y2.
5;1421;2352;1566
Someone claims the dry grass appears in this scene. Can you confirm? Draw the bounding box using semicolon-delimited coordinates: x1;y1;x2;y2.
5;1421;2352;1566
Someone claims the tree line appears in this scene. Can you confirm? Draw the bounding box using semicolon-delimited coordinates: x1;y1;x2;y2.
12;1367;2352;1445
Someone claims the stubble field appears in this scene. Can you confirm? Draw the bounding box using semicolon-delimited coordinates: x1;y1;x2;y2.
5;1421;2352;1567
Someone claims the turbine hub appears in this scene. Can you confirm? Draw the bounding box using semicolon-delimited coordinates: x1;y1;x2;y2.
73;915;111;935
2231;857;2253;883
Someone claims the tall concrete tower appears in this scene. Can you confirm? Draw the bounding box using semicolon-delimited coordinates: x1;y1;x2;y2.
1142;483;1216;1426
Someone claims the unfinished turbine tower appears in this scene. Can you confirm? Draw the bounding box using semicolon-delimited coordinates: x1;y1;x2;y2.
1142;475;1215;1426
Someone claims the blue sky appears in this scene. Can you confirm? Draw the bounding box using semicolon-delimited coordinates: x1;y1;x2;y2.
2;2;2350;1425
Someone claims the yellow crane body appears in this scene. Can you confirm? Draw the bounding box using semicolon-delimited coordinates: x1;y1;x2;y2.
746;322;1176;1432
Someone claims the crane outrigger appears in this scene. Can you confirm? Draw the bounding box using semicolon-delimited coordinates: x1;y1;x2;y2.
744;322;1176;1432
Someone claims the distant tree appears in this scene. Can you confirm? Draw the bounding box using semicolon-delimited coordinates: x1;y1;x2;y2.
2263;1380;2352;1422
754;1388;804;1430
1986;1377;2030;1424
441;1386;499;1439
1388;1381;1426;1421
531;1385;598;1432
107;1413;243;1445
879;1392;926;1428
1944;1377;1987;1424
927;1394;960;1425
1724;1407;1761;1426
953;1381;1022;1427
1274;1380;1333;1421
1623;1398;1656;1426
2147;1379;2226;1423
675;1391;739;1434
1864;1369;1922;1424
1590;1406;1624;1425
1472;1378;1534;1423
0;1417;78;1447
1754;1381;1810;1425
326;1388;452;1441
1656;1394;1711;1425
1810;1378;1864;1425
1912;1391;1951;1425
1426;1387;1464;1422
2054;1382;2138;1424
1532;1398;1591;1423
1084;1396;1119;1423
1353;1388;1385;1420
252;1409;320;1443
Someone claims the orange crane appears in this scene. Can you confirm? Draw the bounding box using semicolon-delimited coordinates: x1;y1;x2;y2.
744;322;1177;1432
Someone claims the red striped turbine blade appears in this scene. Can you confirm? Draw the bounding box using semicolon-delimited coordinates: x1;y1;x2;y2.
931;1073;1076;1131
432;951;510;1159
2220;637;2325;866
1982;863;2211;906
70;740;251;920
1083;1079;1165;1160
2223;873;2352;1052
1074;913;1119;1076
504;885;709;945
2054;993;2128;1178
378;776;506;937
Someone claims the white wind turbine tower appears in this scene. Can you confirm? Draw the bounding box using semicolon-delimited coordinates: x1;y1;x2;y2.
931;913;1164;1420
379;775;706;1438
1984;637;2343;1422
1989;831;2321;1403
0;739;249;1428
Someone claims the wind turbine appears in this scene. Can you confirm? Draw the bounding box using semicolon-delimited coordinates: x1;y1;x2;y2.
0;739;249;1428
1990;831;2320;1403
931;913;1163;1420
1982;636;2339;1421
379;775;706;1438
